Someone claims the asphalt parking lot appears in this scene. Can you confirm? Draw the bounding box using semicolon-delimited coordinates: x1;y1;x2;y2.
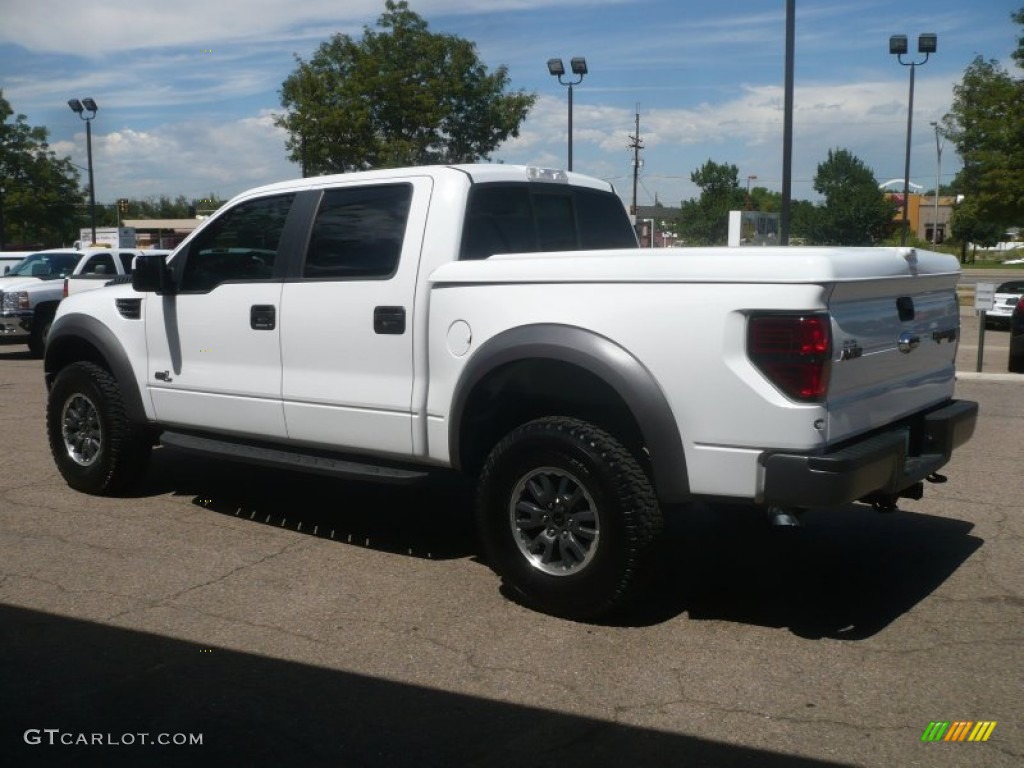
1;334;1021;768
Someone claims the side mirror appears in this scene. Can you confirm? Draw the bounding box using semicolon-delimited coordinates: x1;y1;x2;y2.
132;253;174;294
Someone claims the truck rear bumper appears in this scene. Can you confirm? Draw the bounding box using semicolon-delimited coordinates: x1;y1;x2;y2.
761;399;978;509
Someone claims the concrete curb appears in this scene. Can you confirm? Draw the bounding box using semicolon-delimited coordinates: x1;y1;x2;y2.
955;371;1024;382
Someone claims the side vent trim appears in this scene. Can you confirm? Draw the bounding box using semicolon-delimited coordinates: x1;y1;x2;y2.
115;298;142;320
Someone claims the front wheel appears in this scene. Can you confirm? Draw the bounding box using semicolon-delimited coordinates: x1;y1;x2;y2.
27;312;53;358
476;417;663;620
47;362;152;495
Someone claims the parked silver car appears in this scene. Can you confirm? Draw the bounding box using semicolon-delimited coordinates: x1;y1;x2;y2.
985;279;1024;329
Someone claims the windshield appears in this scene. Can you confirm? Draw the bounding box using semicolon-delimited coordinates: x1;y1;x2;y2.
7;252;80;278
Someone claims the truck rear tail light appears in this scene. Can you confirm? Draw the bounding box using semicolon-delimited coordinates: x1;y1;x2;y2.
63;279;69;299
748;314;831;402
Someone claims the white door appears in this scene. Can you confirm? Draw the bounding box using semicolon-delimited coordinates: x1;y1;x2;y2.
145;193;296;439
280;179;431;457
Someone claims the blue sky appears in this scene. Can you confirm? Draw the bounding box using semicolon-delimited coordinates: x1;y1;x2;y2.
1;0;1021;209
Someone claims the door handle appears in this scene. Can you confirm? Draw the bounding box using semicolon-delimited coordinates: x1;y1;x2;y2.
374;306;406;335
251;305;276;330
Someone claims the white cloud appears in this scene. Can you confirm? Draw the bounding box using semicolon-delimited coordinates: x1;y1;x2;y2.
60;111;296;201
0;0;634;53
497;73;961;206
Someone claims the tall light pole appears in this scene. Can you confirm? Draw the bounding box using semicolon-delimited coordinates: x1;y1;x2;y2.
780;0;795;245
890;33;936;245
547;57;587;171
929;121;944;245
68;97;99;245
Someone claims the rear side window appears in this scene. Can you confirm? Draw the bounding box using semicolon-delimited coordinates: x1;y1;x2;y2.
79;253;115;275
460;183;636;260
303;184;413;280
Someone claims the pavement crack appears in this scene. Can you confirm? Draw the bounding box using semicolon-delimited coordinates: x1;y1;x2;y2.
104;538;314;622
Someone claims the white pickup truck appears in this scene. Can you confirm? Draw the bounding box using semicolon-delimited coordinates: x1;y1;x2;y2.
0;247;156;357
43;165;978;619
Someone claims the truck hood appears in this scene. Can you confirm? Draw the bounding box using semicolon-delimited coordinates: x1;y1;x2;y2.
0;276;42;290
428;247;960;286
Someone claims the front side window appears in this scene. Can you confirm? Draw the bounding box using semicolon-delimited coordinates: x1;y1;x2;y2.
10;252;80;278
180;194;295;292
303;184;413;280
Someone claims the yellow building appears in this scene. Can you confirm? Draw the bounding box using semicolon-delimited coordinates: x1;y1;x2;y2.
887;193;956;243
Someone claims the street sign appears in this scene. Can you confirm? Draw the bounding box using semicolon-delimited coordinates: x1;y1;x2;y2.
974;282;995;312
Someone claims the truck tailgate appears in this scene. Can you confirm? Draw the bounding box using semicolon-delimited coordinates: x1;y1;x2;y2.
825;269;960;445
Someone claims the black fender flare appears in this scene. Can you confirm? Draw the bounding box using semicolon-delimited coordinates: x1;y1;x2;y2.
44;312;148;426
449;323;689;503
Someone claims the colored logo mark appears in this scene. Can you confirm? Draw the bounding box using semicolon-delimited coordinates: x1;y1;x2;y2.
921;721;996;742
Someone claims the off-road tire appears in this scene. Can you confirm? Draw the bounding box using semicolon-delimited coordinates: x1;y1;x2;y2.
476;416;663;620
47;361;151;495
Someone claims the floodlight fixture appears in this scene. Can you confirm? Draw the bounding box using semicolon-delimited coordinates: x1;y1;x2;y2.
547;56;589;171
889;35;908;55
68;97;99;243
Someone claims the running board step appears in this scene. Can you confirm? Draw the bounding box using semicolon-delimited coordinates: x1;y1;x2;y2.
160;431;430;485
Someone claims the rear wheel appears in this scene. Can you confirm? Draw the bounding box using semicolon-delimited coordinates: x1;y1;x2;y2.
47;362;151;494
476;416;663;620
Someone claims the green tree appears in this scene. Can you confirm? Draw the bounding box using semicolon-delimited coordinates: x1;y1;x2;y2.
788;199;820;243
676;159;746;245
950;197;1005;262
0;91;81;248
276;0;535;174
808;149;895;245
112;194;228;221
942;8;1024;230
747;186;782;212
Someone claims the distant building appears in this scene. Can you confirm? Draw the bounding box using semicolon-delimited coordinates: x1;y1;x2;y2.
633;204;681;247
885;192;955;244
123;218;202;250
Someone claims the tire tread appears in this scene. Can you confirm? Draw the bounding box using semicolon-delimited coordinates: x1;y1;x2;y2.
47;361;150;495
477;416;663;620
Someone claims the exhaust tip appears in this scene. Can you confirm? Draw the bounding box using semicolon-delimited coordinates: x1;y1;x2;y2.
767;506;803;528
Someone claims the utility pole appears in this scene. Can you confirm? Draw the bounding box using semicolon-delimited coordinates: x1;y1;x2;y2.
628;104;644;219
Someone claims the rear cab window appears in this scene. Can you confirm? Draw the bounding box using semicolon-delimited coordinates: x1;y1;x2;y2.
459;183;637;260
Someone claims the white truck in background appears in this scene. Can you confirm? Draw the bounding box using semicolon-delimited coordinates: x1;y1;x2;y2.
1;252;33;275
0;247;160;356
43;164;978;620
